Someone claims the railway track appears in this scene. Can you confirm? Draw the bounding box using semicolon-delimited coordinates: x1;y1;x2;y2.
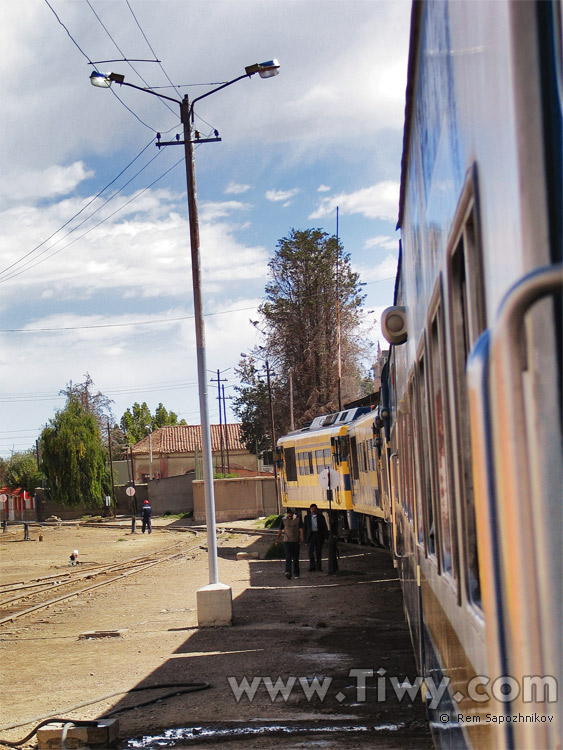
0;538;206;626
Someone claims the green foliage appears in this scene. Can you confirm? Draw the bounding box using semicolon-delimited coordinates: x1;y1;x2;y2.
213;472;240;479
264;514;282;529
120;401;187;444
4;451;43;493
40;400;110;507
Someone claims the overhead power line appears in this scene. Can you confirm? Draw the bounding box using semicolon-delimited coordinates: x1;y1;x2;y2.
0;138;155;280
85;0;178;120
44;0;158;131
0;156;183;285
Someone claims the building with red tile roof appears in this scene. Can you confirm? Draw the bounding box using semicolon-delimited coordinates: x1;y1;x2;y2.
130;424;260;482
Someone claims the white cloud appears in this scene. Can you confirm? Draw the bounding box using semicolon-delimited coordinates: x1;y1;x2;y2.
317;184;331;193
265;188;300;203
309;182;400;221
0;162;94;204
354;253;398;283
224;182;251;195
0;190;265;302
199;200;252;221
364;235;399;251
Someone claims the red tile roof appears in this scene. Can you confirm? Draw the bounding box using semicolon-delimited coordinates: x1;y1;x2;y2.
132;424;247;455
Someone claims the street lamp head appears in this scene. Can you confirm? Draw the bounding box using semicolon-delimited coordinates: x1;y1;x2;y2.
89;71;125;88
245;59;280;78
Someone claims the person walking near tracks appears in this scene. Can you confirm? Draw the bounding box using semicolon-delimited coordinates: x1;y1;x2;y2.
304;503;328;572
276;509;304;580
141;499;152;534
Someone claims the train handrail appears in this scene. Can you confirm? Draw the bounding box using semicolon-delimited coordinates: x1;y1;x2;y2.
488;263;562;745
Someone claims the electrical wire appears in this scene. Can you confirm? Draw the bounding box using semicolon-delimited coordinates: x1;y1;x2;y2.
0;146;165;283
0;682;210;746
124;0;177;91
0;278;392;333
85;0;178;120
0;156;184;285
123;0;220;132
43;0;156;132
0;138;155;279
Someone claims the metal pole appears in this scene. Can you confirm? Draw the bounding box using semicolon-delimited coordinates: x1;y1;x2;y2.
222;384;231;473
289;370;295;431
327;471;339;574
265;359;280;513
336;206;342;412
216;370;225;474
182;95;219;585
107;420;116;517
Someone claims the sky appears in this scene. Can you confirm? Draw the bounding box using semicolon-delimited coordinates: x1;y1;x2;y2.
0;0;412;460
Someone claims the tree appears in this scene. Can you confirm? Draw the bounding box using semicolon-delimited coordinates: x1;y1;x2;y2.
154;403;185;429
60;373;114;433
233;357;276;455
120;402;187;445
40;400;110;507
4;451;43;494
258;228;369;426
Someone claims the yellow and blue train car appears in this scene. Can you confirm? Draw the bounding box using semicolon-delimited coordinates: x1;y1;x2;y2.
276;407;370;515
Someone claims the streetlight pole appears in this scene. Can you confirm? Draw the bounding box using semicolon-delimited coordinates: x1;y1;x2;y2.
90;60;280;624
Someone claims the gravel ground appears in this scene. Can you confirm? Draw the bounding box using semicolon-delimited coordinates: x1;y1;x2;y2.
0;518;433;749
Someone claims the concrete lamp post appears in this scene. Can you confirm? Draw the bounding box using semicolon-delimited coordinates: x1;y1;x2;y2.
90;60;280;626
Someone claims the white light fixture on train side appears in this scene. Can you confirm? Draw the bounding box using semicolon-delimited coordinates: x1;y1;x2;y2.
381;306;408;345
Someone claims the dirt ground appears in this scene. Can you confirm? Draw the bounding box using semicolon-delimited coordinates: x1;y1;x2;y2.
0;518;433;749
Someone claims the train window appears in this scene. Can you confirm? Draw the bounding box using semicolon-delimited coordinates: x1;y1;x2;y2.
416;353;434;553
323;448;331;466
284;447;297;482
448;194;486;606
428;302;458;580
402;412;414;520
410;377;424;544
308;452;314;475
350;436;359;480
338;436;350;461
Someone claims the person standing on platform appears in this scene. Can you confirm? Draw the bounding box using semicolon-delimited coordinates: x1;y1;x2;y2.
304;503;328;571
141;499;152;534
276;509;304;580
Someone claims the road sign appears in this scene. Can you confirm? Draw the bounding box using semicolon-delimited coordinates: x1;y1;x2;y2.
318;468;340;490
125;486;136;497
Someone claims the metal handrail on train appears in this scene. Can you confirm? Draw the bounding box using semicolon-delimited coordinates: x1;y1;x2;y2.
486;263;562;748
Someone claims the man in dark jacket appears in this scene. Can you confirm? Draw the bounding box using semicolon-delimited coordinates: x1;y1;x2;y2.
304;504;328;571
141;499;152;534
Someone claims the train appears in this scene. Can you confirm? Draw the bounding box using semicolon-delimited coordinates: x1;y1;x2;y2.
277;2;562;748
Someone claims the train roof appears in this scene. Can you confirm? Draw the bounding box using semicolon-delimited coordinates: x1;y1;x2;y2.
397;0;423;231
278;407;372;444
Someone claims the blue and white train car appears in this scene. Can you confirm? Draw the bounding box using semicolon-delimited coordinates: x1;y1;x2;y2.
380;1;562;748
